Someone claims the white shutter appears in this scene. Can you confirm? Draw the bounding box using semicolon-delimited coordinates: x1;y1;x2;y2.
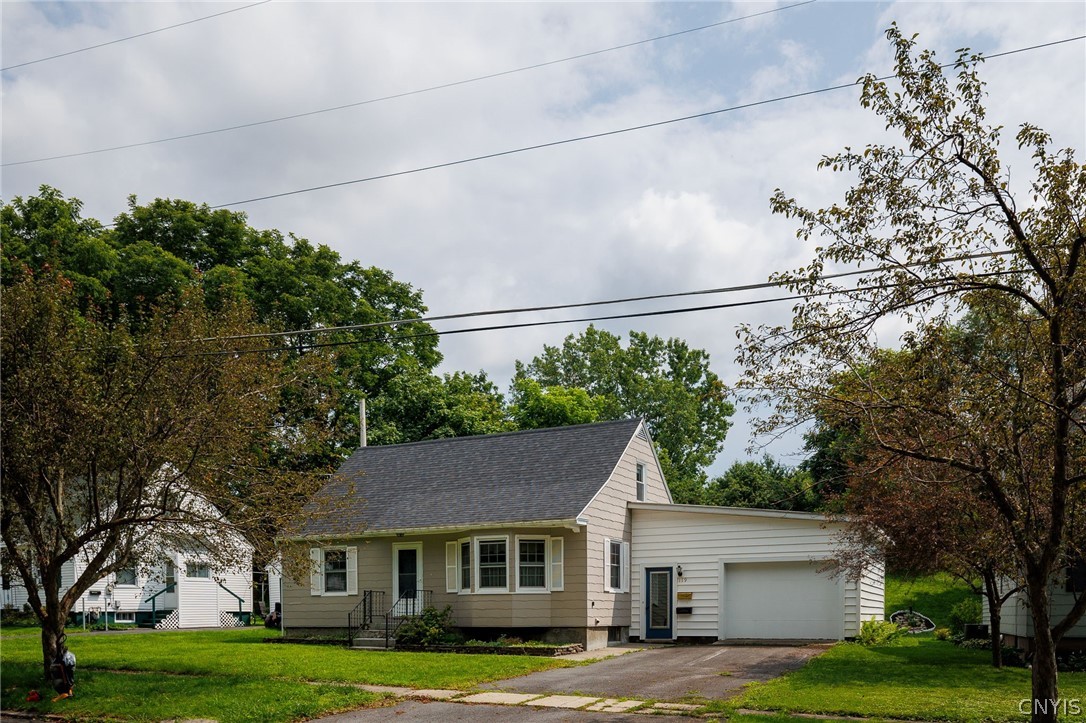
309;548;323;596
445;541;458;593
621;541;630;593
603;539;610;591
550;537;564;591
346;547;358;595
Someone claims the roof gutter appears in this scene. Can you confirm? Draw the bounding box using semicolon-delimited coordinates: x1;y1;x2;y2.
279;517;585;543
628;502;845;522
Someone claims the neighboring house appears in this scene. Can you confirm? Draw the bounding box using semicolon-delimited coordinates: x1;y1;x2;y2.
983;563;1086;652
2;544;253;630
284;418;884;649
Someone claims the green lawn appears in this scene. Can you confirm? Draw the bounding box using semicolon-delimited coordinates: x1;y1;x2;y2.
1;627;570;721
884;572;975;627
708;636;1086;722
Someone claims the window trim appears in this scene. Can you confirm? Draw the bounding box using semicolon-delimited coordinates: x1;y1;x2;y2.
185;562;211;579
515;536;549;593
115;566;138;587
322;547;350;596
635;462;647;501
474;536;510;593
311;546;358;597
604;538;630;593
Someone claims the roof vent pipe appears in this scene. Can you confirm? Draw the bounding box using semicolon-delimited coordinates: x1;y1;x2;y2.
359;397;367;448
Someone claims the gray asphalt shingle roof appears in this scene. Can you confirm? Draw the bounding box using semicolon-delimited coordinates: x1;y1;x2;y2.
298;418;643;537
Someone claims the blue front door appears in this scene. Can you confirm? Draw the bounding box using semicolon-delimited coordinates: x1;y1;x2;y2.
644;567;673;639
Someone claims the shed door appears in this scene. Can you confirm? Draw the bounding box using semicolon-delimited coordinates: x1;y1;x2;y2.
723;561;841;640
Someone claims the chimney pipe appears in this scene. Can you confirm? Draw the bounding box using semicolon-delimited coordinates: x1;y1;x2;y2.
359;397;367;448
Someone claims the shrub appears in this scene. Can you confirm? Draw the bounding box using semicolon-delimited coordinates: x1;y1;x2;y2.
857;617;908;646
948;597;982;634
933;627;951;640
394;606;459;646
1057;651;1086;673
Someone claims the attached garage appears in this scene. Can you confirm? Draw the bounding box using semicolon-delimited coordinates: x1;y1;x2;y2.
630;503;883;642
722;561;842;639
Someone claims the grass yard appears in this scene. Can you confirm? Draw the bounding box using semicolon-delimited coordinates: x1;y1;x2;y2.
713;636;1086;722
0;627;571;722
884;572;975;627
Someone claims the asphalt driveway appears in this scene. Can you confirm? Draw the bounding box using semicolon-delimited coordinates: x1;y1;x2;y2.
480;642;829;700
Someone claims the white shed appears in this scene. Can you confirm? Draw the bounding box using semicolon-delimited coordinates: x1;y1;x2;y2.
630;503;883;641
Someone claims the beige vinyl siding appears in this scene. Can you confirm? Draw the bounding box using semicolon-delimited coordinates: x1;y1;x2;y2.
580;428;667;629
631;507;864;639
282;526;586;631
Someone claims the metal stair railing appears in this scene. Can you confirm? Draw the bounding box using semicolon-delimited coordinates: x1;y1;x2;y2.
385;589;432;649
141;582;177;628
346;590;386;646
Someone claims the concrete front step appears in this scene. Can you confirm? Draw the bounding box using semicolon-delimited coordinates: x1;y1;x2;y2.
352;636;395;650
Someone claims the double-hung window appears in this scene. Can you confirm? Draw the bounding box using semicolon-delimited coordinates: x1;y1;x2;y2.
517;538;547;590
323;549;348;593
635;463;647;501
477;538;508;591
460;541;471;591
115;567;137;586
604;538;629;593
186;562;210;579
309;547;357;596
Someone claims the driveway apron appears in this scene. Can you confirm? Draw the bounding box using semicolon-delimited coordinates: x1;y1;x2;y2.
480;643;827;700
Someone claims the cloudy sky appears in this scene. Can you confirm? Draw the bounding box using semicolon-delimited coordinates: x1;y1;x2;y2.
3;1;1084;475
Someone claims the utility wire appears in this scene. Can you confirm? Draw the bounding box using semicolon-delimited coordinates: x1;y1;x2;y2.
175;269;1021;358
3;1;816;167
1;1;272;72
177;35;1080;212
188;250;1015;345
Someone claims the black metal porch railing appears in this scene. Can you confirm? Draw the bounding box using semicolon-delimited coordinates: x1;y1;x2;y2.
385;589;433;649
346;590;386;646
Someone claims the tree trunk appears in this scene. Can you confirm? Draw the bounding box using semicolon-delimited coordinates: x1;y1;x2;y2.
989;605;1003;669
983;572;1003;668
1026;576;1059;723
40;610;67;681
1030;626;1060;723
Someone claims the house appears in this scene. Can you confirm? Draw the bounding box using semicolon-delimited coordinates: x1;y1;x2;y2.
982;563;1086;652
2;541;253;629
283;418;884;649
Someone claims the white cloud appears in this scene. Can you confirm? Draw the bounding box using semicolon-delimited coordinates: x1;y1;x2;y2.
3;0;1083;477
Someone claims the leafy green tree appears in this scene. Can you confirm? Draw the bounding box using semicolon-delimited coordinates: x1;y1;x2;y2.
368;368;512;444
737;27;1085;718
1;189;444;463
508;378;609;430
707;455;818;511
516;325;733;501
2;272;331;677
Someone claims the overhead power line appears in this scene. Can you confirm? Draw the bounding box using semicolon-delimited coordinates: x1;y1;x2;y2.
1;1;272;72
173;267;1020;358
189;250;1015;345
4;0;817;167
172;35;1078;213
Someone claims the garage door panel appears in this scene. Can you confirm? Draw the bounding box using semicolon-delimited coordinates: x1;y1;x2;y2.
724;562;840;639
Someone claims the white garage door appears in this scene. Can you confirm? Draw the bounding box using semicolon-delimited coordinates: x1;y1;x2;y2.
723;561;841;639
